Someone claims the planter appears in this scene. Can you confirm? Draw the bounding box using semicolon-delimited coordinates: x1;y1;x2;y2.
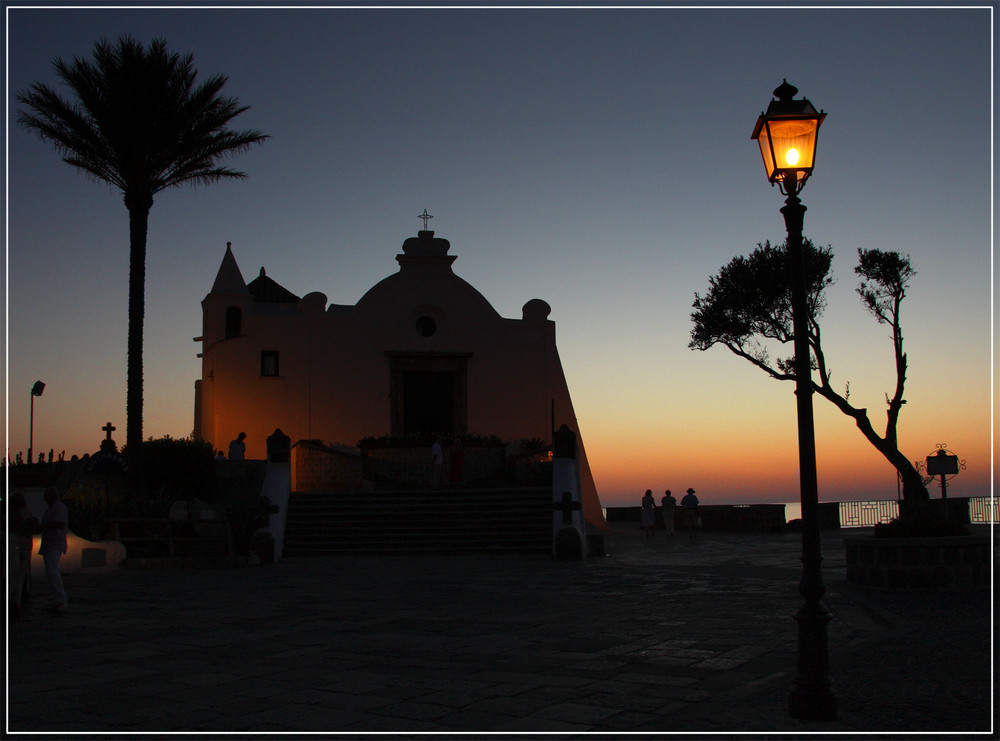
844;532;991;590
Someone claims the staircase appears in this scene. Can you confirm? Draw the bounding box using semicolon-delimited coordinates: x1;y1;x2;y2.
282;487;552;556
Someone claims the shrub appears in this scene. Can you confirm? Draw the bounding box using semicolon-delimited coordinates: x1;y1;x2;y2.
520;437;548;452
62;475;128;541
124;436;217;512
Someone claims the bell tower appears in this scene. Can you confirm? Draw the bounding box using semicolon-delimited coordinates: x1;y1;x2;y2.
202;242;250;348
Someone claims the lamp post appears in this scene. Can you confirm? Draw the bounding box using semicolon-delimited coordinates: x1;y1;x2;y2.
751;80;836;721
29;380;45;465
925;446;961;499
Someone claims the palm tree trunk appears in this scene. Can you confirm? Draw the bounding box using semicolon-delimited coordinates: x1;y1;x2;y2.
125;197;150;498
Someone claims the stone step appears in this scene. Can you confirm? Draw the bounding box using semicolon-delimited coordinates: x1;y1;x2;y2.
283;537;551;556
283;488;553;556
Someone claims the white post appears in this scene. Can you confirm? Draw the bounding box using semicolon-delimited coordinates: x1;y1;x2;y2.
552;424;586;559
263;429;292;562
262;464;290;561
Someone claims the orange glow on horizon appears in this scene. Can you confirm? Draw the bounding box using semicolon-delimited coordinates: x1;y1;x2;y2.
585;406;991;509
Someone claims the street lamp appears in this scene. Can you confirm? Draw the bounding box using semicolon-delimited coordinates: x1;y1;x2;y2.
29;380;45;465
751;80;836;721
751;79;825;194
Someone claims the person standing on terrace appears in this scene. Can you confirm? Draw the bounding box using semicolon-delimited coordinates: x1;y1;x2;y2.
681;488;699;538
640;490;656;537
39;487;69;612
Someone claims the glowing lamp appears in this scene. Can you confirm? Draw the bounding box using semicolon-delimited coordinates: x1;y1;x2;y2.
751;79;826;194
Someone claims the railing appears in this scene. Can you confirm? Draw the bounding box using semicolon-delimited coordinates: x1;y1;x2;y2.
839;500;898;528
969;496;999;524
605;497;998;530
838;497;998;528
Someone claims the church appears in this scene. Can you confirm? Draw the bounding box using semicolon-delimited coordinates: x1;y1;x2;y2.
193;218;604;528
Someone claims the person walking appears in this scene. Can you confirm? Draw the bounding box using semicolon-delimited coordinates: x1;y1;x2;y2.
9;492;39;617
640;489;656;537
39;487;69;613
661;490;677;536
681;487;699;538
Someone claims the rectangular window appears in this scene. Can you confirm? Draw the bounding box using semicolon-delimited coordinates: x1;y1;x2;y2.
261;351;280;377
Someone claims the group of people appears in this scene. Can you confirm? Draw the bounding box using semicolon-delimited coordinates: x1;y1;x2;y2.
641;487;700;538
219;430;291;463
212;432;248;460
8;486;70;616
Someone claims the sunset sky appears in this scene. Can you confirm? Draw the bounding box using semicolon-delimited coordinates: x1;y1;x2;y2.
4;4;995;508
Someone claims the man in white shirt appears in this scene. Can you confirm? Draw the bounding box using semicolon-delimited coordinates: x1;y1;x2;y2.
39;487;69;612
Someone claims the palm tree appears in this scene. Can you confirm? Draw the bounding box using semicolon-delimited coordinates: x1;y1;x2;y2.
18;36;268;494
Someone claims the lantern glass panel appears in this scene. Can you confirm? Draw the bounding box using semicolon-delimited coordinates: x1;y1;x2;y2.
765;117;819;177
755;124;777;181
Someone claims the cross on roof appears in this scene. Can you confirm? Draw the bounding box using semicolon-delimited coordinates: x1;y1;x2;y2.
418;209;433;230
102;422;116;441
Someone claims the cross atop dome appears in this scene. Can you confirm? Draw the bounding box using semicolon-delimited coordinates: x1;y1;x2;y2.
401;210;451;262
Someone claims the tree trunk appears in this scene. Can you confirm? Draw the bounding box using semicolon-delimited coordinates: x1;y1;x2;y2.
125;197;150;498
897;459;931;520
816;385;930;512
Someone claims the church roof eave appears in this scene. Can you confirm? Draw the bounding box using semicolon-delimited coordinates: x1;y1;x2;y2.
247;266;301;304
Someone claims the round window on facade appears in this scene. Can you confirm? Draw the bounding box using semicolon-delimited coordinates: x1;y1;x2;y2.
415;316;437;337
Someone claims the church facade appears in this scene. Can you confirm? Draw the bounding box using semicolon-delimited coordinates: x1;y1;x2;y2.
194;225;603;527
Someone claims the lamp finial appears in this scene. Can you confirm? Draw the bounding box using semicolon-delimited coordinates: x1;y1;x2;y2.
774;79;799;101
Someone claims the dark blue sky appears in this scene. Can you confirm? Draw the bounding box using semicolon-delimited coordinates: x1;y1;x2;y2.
5;4;995;504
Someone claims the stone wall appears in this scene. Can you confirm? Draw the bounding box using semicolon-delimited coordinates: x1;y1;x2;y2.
700;504;786;532
844;533;991;590
605;504;785;532
292;441;364;492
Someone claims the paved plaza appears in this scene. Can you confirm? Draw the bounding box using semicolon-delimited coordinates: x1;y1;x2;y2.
6;523;996;735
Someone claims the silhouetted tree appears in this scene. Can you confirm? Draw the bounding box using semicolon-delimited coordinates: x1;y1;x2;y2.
690;241;930;507
18;36;268;494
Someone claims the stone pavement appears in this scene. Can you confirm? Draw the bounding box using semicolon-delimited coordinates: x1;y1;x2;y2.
6;523;996;735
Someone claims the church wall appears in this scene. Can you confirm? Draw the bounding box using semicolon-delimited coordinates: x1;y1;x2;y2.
205;319;580;459
307;327;393;446
466;339;549;437
201;286;585;461
202;306;314;459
